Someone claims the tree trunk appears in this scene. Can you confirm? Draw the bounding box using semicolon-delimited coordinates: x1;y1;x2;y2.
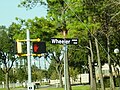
68;68;72;90
5;72;10;90
95;38;105;90
58;68;63;88
88;55;94;90
117;68;120;90
59;71;63;88
89;39;97;90
56;64;63;88
107;36;115;90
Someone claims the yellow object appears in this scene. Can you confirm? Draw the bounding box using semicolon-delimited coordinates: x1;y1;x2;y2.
16;41;22;53
16;38;40;54
17;54;43;56
16;38;40;42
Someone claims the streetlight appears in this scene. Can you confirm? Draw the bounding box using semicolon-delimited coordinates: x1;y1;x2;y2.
114;48;119;54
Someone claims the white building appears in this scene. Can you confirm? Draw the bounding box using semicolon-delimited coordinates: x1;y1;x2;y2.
96;63;120;80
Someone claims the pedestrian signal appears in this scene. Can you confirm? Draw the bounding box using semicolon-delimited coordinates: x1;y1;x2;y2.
33;42;46;54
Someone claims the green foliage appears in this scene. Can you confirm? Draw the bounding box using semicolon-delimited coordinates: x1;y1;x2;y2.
32;65;49;81
10;17;57;42
0;26;16;64
0;0;119;86
69;67;79;81
18;0;46;10
50;70;58;80
0;69;5;82
0;26;17;90
0;26;11;52
15;67;27;82
8;22;23;39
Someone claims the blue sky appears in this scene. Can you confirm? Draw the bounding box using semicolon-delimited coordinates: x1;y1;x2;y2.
0;0;47;27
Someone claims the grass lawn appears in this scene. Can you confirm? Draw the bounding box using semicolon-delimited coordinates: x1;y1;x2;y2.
72;85;90;90
36;86;119;90
0;85;90;90
36;85;90;90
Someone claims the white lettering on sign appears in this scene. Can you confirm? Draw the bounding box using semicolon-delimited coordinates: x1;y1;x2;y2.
51;39;70;44
73;42;78;44
72;39;78;41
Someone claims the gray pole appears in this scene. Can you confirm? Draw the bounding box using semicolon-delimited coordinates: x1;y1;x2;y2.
64;42;70;90
27;29;32;90
64;43;67;90
66;44;70;90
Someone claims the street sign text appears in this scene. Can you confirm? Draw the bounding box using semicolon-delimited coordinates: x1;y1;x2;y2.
51;38;78;45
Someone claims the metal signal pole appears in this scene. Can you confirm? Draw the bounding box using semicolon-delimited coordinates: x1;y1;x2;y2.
63;31;70;90
17;29;41;90
27;29;34;90
64;42;67;90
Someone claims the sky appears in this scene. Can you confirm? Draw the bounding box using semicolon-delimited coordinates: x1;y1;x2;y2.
0;0;47;27
0;0;49;69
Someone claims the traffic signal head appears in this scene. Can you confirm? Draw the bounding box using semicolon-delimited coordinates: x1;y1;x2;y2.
33;42;46;54
16;41;22;54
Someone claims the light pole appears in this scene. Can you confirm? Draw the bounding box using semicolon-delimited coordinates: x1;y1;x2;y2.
114;48;120;89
